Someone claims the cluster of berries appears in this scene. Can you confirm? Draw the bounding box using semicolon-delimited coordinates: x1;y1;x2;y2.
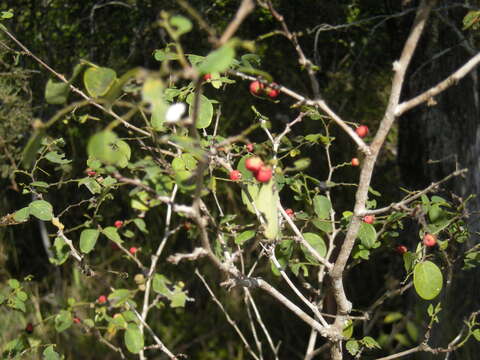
351;125;369;167
249;80;280;99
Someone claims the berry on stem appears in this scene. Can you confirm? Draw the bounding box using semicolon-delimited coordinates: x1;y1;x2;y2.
395;245;408;254
245;156;264;173
355;125;369;138
249;80;264;96
285;208;295;218
423;233;437;247
229;170;242;181
203;73;212;81
25;323;34;334
114;220;123;229
246;143;254;152
266;83;279;99
97;295;107;304
73;317;81;324
255;165;273;183
129;247;138;255
351;158;360;166
86;170;96;177
363;215;375;224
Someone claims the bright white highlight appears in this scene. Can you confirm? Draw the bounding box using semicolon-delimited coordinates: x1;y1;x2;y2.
165;102;186;122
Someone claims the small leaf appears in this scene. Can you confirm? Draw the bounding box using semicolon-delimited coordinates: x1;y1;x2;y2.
29;200;53;221
84;67;117;97
346;339;359;356
152;274;171;296
170;15;192;36
13;207;30;222
342;319;353;339
235;230;255;245
293;158;311;170
43;345;62;360
313;195;332;219
197;45;235;74
45;80;70;104
361;336;381;349
301;232;327;263
133;218;149;234
357;222;377;248
7;279;20;289
413;261;443;300
79;229;100;254
256;180;279;241
472;328;480;341
87;131;131;167
108;289;132;307
384;312;403;323
186;93;214;129
45;151;71;164
170;291;187;308
102;226;123;244
55;310;73;332
124;323;144;354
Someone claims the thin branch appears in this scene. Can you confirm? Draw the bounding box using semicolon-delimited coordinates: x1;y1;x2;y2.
218;0;255;46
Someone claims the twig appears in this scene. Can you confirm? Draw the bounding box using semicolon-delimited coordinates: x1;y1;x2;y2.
218;0;255;46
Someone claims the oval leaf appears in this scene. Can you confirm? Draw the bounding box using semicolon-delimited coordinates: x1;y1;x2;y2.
197;45;235;74
45;80;70;104
357;223;377;248
170;15;192;36
87;131;131;167
80;229;100;254
84;67;117;98
256;181;279;241
301;232;327;263
124;323;144;354
29;200;53;221
235;230;255;245
313;195;332;219
413;261;443;300
186;93;213;129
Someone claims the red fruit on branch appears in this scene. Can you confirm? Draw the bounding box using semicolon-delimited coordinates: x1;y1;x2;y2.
129;247;138;255
351;158;360;166
249;80;264;95
73;317;81;324
229;170;242;181
395;245;408;254
266;83;279;98
114;220;123;229
245;156;264;173
355;125;369;138
25;323;34;334
423;233;437;247
255;165;273;183
97;295;107;304
363;215;375;224
285;208;295;218
203;73;212;81
246;143;254;152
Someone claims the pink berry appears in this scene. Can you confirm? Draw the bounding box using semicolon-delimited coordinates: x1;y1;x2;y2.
246;143;254;152
98;295;107;304
129;247;138;255
245;156;264;173
396;245;407;254
229;170;242;181
285;208;295;218
266;83;279;98
351;158;360;166
203;73;212;81
86;170;96;177
423;233;437;247
355;125;369;138
363;215;375;224
25;323;34;333
73;317;81;324
114;220;123;229
249;81;264;95
255;165;273;183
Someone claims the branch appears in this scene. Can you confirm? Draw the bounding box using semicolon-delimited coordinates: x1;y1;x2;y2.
218;0;255;46
395;52;480;116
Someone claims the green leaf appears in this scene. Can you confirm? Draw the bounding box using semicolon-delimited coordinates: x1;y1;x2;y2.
384;312;403;323
357;222;377;248
152;274;171;296
186;93;213;129
169;15;192;36
78;177;102;194
242;184;260;213
256;180;279;241
43;345;62;360
406;321;419;341
7;278;20;289
124;323;144;354
197;45;235;74
102;226;123;244
312;218;333;233
133;218;149;234
235;230;255;245
361;336;381;349
170;290;187;308
16;291;28;301
45;80;70;104
293;158;311;170
1;9;14;19
13;207;30;222
87;131;131;168
342;319;353;339
79;229;100;254
301;232;327;263
45;151;71;164
413;261;443;300
55;310;73;332
31;181;49;188
84;67;117;97
108;289;132;307
50;237;69;265
29;200;53;221
473;328;480;341
346;339;359;356
313;195;332;219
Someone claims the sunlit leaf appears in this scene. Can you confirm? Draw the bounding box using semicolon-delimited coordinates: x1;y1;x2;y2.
413;261;443;300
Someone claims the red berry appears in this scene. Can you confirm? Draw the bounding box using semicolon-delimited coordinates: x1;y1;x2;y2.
203;73;212;81
73;317;81;324
395;245;408;254
355;125;369;138
285;208;295;218
229;170;242;181
255;165;273;183
183;222;192;230
351;158;360;166
86;170;96;177
98;295;107;304
363;215;375;224
114;220;123;229
423;233;437;247
246;143;254;152
249;80;264;95
266;83;280;98
245;156;264;173
25;323;34;333
129;247;138;255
